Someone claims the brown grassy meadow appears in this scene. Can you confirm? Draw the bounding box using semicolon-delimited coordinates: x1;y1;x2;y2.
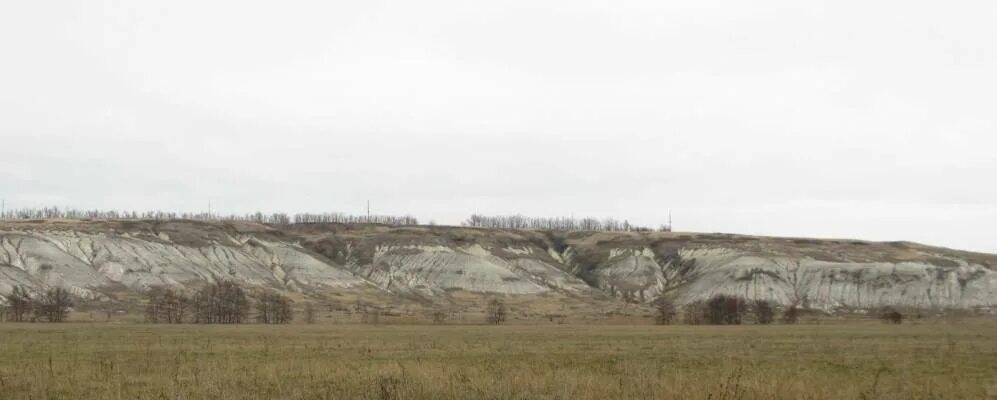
1;320;995;399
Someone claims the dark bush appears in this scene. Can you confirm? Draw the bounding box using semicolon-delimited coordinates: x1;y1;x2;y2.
879;307;903;324
753;300;775;324
782;305;800;324
706;295;747;325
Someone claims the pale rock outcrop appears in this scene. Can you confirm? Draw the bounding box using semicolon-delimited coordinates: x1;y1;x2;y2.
570;245;996;310
352;244;590;295
1;222;995;311
0;229;373;298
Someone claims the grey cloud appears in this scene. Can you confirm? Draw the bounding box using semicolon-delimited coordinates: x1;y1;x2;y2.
1;0;994;252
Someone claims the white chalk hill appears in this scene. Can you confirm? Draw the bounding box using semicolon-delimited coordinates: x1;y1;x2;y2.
1;220;995;311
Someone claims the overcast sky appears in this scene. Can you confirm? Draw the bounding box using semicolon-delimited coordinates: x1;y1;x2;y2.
1;1;995;252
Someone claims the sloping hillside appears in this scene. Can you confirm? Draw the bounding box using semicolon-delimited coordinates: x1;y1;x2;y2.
1;220;995;315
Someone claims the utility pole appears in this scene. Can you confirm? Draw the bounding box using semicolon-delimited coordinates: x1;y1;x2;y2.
1;199;5;220
208;201;212;220
366;200;371;222
668;210;672;232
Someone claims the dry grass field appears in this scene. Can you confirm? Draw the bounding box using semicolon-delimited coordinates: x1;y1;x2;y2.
1;321;996;399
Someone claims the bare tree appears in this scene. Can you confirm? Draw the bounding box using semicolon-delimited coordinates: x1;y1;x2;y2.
782;305;800;324
34;287;73;322
753;300;775;324
304;303;316;324
485;299;507;325
256;291;293;324
4;285;33;322
145;289;191;324
192;281;250;324
653;297;677;325
682;301;707;325
705;295;747;325
170;291;190;323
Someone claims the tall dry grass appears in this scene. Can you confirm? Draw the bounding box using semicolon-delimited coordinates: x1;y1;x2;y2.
0;321;994;399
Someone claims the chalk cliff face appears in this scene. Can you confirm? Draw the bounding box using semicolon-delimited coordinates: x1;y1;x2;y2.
573;245;996;310
0;227;370;300
1;220;994;312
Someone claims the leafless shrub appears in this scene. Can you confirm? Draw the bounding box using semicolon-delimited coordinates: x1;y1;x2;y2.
485;299;507;325
879;307;903;324
653;297;677;325
3;285;33;322
705;295;747;325
682;301;707;325
144;289;191;324
256;291;293;324
33;287;73;322
191;281;250;324
753;300;775;324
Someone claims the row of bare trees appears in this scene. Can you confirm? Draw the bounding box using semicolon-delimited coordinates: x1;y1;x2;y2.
655;295;910;325
655;295;788;325
145;282;294;324
1;207;211;221
255;292;293;324
291;213;418;226
1;286;74;322
462;214;671;232
0;206;418;227
144;288;190;323
192;281;251;324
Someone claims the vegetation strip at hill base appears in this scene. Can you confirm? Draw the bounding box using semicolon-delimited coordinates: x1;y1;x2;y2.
1;321;995;399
